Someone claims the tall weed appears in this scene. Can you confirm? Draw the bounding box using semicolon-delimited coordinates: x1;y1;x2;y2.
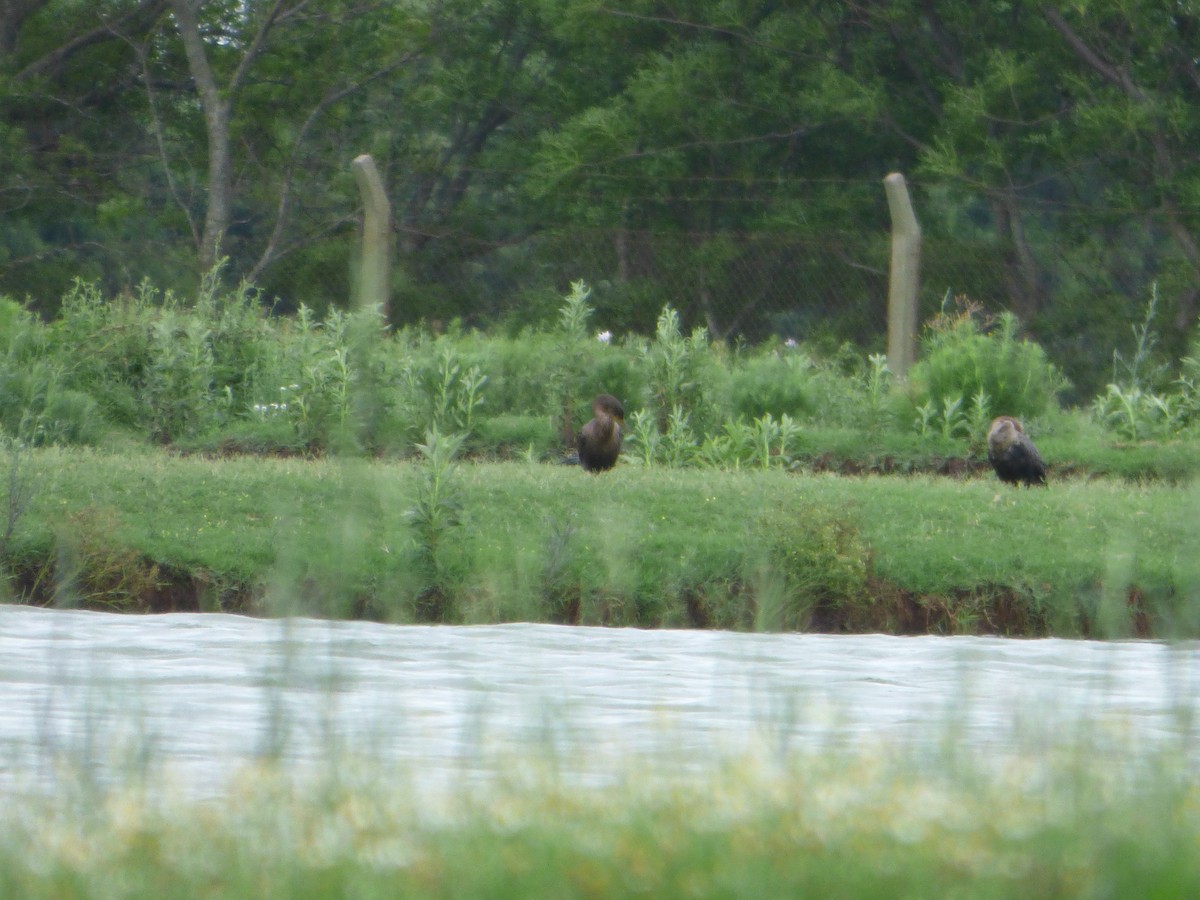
550;280;595;444
395;343;488;445
405;428;468;621
144;310;218;443
642;305;722;434
1093;289;1186;440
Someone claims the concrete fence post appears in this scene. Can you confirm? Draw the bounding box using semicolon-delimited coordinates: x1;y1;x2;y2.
351;153;391;315
883;172;920;379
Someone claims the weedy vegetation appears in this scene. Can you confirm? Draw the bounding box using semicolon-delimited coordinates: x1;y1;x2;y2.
1;276;1199;895
0;277;1198;633
1;732;1197;898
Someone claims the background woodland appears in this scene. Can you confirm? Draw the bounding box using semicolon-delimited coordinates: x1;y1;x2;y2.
3;1;1200;400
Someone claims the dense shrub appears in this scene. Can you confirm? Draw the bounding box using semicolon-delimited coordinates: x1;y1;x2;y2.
729;352;814;421
0;278;1097;462
908;304;1065;436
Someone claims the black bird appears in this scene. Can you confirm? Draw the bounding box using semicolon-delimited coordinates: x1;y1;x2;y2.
577;394;625;472
987;416;1047;486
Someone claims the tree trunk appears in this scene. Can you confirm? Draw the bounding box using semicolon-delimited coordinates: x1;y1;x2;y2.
990;189;1042;324
169;0;232;273
169;0;287;276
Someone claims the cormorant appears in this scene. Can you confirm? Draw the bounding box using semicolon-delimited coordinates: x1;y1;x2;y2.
987;416;1047;486
577;394;625;472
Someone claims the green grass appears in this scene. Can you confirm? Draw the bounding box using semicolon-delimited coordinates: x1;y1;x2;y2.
1;741;1196;898
5;446;1200;636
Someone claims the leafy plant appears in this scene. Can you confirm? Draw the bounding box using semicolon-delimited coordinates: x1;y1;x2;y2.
558;278;594;345
397;344;488;445
729;352;814;422
1175;359;1200;429
750;413;801;469
939;395;966;440
625;409;660;467
1092;287;1186;440
966;387;993;448
752;501;869;631
405;428;468;621
0;435;33;564
144;310;219;443
1091;384;1180;441
661;404;697;467
550;279;596;445
698;420;755;469
1110;284;1169;392
860;353;894;434
642;305;717;433
908;301;1063;428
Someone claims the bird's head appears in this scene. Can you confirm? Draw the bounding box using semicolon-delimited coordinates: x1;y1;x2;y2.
988;415;1023;440
593;394;625;427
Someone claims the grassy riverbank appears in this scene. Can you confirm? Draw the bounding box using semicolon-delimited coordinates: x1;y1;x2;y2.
2;743;1196;898
4;445;1199;637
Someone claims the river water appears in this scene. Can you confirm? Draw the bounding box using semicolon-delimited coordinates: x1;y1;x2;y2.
1;605;1197;800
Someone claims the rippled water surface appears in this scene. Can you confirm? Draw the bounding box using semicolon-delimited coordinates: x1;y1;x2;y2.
1;605;1197;797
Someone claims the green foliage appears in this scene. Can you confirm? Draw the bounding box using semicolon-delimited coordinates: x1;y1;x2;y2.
557;278;593;345
728;352;814;422
51;280;154;428
276;306;355;449
640;305;724;435
1092;385;1181;442
395;344;488;446
1091;289;1193;441
690;413;801;470
0;435;33;565
550;279;596;443
405;428;468;621
144;310;219;443
908;303;1064;432
1174;357;1200;431
859;353;896;434
752;501;870;631
624;409;660;467
4;0;1200;388
1109;285;1171;392
0;293;103;448
34;390;104;447
20;273;1200;482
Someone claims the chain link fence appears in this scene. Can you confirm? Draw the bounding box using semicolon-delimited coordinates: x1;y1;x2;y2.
2;168;1169;404
315;179;1183;403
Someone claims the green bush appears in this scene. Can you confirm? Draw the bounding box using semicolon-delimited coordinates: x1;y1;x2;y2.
729;352;814;422
35;388;104;446
51;280;153;428
0;297;28;343
752;501;869;631
908;305;1064;431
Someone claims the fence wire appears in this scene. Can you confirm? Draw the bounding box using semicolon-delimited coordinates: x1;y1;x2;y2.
311;185;1185;401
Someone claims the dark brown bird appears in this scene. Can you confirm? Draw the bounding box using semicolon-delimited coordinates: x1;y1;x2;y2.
577;394;625;472
987;416;1047;486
